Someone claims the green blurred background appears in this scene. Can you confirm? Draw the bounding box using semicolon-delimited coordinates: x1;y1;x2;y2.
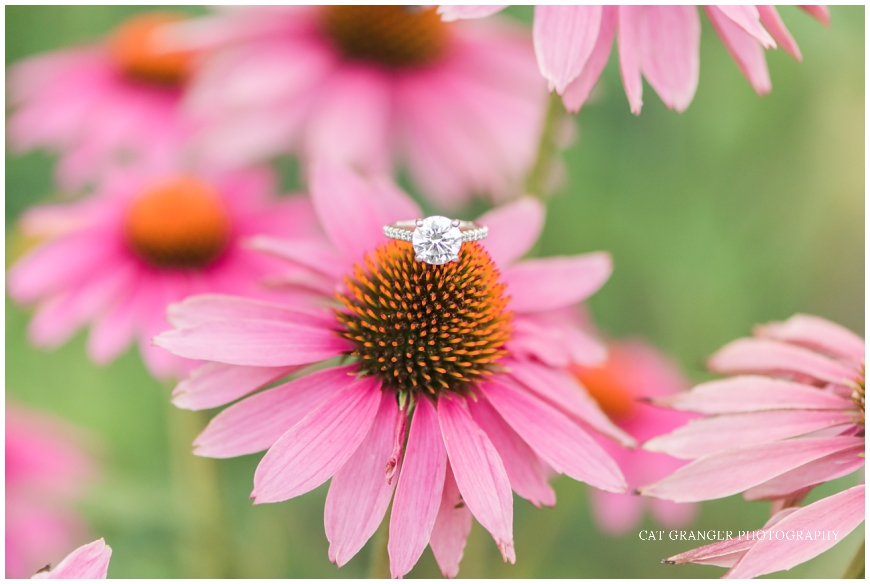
5;5;864;579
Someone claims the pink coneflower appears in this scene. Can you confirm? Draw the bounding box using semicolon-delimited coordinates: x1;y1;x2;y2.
8;12;197;190
569;339;697;535
31;539;112;579
155;163;632;577
8;164;317;380
167;6;546;209
639;314;865;578
439;5;830;114
6;404;97;579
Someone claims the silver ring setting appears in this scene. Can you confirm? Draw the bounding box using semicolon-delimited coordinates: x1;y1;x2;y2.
383;216;488;265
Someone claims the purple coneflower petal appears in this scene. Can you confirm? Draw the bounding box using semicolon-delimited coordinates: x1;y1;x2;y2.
533;5;603;94
757;6;801;61
617;6;644;114
800;5;831;26
167;294;333;330
705;6;771;95
172;362;296;411
635;6;700;113
715;5;776;48
32;538;112;579
561;6;616;113
743;445;865;501
477;197;544;267
437;5;507;22
503;252;612;313
429;462;473;578
246;236;349;281
755;313;866;362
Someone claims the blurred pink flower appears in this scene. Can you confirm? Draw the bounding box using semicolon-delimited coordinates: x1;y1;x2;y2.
31;538;112;579
169;6;547;209
570;339;697;535
6;404;97;579
7;12;199;190
7;164;318;380
439;5;830;114
639;314;865;578
154;163;633;577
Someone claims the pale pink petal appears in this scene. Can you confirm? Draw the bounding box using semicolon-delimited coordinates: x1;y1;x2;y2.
637;6;701;112
715;5;776;47
533;6;603;93
172;362;296;411
725;485;865;579
468;396;556;507
708;338;858;385
429;462;473;578
799;5;831;26
389;398;447;578
653;376;855;414
481;380;626;493
153;319;352;367
503;252;612;313
252;376;382;503
437;5;507;21
193;365;355;458
705;6;771;94
617;6;644;114
757;6;801;61
743;445;865;501
638;436;863;502
561;6;617;113
437;395;514;563
510;313;608;367
649;498;698;530
246;236;348;281
755;314;865;362
32;539;111;579
166;294;333;330
644;409;858;459
588;489;643;535
477;197;545;267
325;391;398;567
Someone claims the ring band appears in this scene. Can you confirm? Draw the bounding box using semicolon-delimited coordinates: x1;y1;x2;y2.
383;220;488;243
383;216;488;265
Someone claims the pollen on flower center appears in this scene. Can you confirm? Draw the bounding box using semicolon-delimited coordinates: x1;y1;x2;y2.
320;6;450;69
124;175;231;269
109;12;192;85
336;240;512;397
571;363;636;421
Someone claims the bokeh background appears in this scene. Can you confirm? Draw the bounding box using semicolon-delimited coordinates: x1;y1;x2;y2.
5;5;864;579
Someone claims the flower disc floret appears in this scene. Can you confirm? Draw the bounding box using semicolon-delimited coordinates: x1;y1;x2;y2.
109;12;192;85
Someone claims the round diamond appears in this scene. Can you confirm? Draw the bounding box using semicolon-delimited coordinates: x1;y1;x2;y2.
412;216;462;265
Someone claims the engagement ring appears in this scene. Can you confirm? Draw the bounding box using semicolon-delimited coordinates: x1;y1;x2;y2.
383;216;488;265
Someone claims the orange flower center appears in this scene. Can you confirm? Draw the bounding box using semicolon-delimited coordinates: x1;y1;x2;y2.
571;361;636;422
320;6;450;69
124;175;231;269
336;241;512;398
109;12;193;85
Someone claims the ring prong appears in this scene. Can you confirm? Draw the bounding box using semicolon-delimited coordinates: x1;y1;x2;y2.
451;219;460;228
415;219;424;227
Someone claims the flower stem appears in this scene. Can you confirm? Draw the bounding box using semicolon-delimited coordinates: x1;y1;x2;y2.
524;91;570;199
843;539;864;579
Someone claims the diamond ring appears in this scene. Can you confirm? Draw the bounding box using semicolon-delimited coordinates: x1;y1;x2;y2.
383;216;488;265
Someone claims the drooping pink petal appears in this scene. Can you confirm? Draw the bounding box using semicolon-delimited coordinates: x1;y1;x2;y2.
389;398;448;578
617;6;644;114
715;5;776;47
477;197;545;267
468;395;555;507
636;6;701;112
437;5;507;21
705;6;772;94
725;485;865;579
756;6;802;61
153;319;352;367
503;252;612;313
429;462;473;578
166;294;334;330
325;391;398;567
708;338;858;385
653;376;855;414
437;395;514;563
754;314;865;362
799;5;831;26
644;409;858;459
32;538;112;579
172;362;296;411
252;376;382;503
482;380;626;493
561;6;617;113
193;365;356;458
638;436;863;502
533;6;603;94
743;445;865;501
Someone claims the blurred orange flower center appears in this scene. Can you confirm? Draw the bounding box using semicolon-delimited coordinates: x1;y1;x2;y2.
124;175;231;269
320;6;449;69
109;12;192;85
571;362;636;421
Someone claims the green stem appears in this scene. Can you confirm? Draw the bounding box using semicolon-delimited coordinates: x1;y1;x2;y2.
524;92;569;199
843;539;864;579
366;515;392;578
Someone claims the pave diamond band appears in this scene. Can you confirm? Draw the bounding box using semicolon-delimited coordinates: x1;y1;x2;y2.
383;216;488;265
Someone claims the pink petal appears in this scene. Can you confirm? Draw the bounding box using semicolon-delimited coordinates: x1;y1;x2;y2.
153;319;352;367
477;197;545;267
252;376;382;503
725;484;865;579
637;6;701;112
533;6;603;93
481;380;626;493
617;6;644;114
757;6;801;61
246;236;349;281
644;409;858;459
172;362;296;411
588;489;643;535
508;316;608;368
561;6;617;113
638;436;863;502
799;5;831;26
743;444;865;501
32;538;112;579
705;6;771;94
755;314;865;362
437;5;507;21
325;391;398;567
166;294;333;330
193;365;356;458
429;462;473;578
503;252;612;313
468;396;555;507
437;395;514;563
708;338;858;385
652;376;855;414
715;5;776;47
389;398;447;578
